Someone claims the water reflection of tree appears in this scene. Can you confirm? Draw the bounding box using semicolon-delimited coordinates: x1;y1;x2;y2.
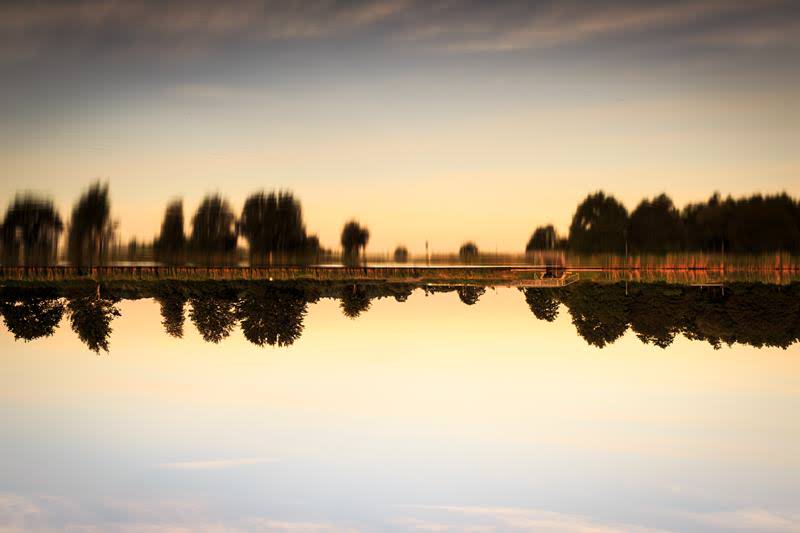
457;285;485;305
628;286;684;348
392;285;414;302
67;290;121;353
683;285;800;349
0;289;64;341
236;285;307;347
155;292;187;339
189;291;238;343
520;288;560;322
340;285;371;318
1;281;797;351
561;283;629;348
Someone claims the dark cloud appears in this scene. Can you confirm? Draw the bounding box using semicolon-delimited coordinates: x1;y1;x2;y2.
0;0;411;63
1;0;797;65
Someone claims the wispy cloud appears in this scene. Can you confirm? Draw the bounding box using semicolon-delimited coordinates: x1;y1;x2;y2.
0;492;356;533
395;0;796;52
1;0;797;64
397;505;675;533
691;18;800;48
0;0;410;63
158;457;274;470
683;508;800;533
166;83;272;103
245;518;360;532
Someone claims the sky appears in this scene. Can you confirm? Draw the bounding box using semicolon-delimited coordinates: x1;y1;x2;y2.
2;289;799;531
1;0;799;252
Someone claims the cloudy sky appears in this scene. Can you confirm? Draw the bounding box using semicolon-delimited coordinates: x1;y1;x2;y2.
1;0;798;251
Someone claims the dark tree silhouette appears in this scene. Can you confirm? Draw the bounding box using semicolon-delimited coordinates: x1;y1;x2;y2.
525;225;559;252
628;285;685;348
561;283;629;348
0;289;64;341
722;194;800;253
521;288;560;322
155;292;187;338
680;284;800;349
459;242;479;262
155;200;186;258
189;292;237;343
341;221;369;260
240;191;306;257
392;285;414;302
67;290;121;353
1;194;63;265
340;285;371;318
236;285;307;347
568;192;628;253
680;193;800;253
394;246;409;263
67;183;114;267
628;194;684;253
457;285;485;305
721;287;799;348
304;234;321;254
190;195;238;253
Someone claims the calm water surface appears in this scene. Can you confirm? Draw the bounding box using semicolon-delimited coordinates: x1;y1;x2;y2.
1;285;799;532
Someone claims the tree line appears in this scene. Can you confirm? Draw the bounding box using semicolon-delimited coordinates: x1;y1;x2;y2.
2;184;799;267
0;183;377;266
1;281;797;353
526;191;800;254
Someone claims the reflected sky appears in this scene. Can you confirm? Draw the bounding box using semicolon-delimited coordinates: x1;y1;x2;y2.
1;287;799;532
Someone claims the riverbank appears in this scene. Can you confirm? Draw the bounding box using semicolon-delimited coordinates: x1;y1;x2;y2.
1;264;798;285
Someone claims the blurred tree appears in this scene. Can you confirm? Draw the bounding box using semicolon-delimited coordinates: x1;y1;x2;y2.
304;234;321;254
190;195;238;253
341;221;369;260
682;193;730;252
525;225;558;252
240;191;306;256
1;194;63;265
155;200;186;258
568;192;628;253
459;242;479;262
681;193;800;253
67;183;115;267
394;246;409;263
628;194;684;253
723;194;800;253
